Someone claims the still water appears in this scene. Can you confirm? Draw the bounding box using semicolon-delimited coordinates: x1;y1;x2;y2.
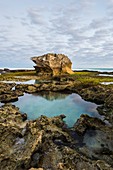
101;82;113;85
14;92;100;127
1;80;36;84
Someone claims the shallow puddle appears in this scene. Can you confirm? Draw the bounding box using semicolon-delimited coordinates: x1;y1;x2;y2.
99;74;113;77
101;82;113;85
1;80;36;84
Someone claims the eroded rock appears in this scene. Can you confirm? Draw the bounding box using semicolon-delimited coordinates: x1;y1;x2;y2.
0;74;113;169
0;82;24;103
1;104;113;169
73;114;113;166
31;53;73;76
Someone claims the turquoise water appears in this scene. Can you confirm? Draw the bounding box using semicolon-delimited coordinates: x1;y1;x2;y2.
14;92;100;127
1;67;113;73
74;68;113;72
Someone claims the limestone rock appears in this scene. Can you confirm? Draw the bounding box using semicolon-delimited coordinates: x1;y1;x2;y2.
31;53;73;76
1;104;113;169
0;82;24;103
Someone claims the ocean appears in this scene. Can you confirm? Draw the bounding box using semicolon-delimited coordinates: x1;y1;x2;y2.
0;67;113;72
74;68;113;72
0;67;34;70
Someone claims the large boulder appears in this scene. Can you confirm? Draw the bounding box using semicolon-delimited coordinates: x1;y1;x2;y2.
31;53;73;76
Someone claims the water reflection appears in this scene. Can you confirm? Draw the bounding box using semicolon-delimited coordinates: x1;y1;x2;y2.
81;129;113;159
0;79;49;85
33;91;70;101
1;80;36;84
13;92;100;127
0;103;3;107
101;82;113;85
99;74;113;77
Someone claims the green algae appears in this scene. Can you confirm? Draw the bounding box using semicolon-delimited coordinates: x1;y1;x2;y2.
0;70;113;86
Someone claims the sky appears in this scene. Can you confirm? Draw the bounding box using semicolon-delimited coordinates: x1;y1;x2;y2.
0;0;113;69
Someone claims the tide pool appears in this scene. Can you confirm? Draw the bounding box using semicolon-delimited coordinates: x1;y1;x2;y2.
14;92;100;127
101;82;113;85
1;80;36;84
99;74;113;77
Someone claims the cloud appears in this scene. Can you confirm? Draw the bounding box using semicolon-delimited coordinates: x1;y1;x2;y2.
28;2;113;67
4;16;12;20
27;8;48;26
0;35;7;42
0;0;113;68
89;19;108;29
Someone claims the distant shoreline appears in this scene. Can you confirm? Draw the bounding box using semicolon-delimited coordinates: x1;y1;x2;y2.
73;68;113;72
0;67;34;70
0;67;113;74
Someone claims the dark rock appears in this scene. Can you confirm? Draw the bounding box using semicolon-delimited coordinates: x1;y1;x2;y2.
1;104;113;169
0;88;24;103
105;94;113;109
73;114;113;166
1;71;113;169
73;114;105;135
0;82;24;103
0;82;15;94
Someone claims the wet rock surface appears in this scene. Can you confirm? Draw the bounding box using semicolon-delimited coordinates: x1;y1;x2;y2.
77;85;113;124
73;115;113;165
0;82;24;103
0;74;113;169
0;103;113;170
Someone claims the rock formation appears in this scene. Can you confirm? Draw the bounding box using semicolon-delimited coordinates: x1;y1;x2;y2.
1;104;113;169
0;82;24;103
1;72;113;169
31;53;73;76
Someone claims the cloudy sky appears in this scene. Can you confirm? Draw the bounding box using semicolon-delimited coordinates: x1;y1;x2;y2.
0;0;113;68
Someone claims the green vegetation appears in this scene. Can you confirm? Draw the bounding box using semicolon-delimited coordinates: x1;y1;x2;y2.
70;71;113;85
0;70;113;86
0;71;36;81
73;71;96;76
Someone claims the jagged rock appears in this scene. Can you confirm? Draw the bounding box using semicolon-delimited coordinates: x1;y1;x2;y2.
0;82;24;103
95;160;113;170
0;82;15;94
1;104;113;169
0;104;43;170
73;114;105;135
31;53;73;76
73;114;113;165
105;94;113;109
1;74;113;169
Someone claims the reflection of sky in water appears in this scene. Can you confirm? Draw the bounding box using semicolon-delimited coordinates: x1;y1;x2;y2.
13;93;100;127
0;103;3;107
1;80;36;84
101;82;113;85
99;74;113;77
82;129;113;157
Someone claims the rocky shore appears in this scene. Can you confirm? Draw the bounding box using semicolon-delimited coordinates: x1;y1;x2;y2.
0;49;113;170
0;71;113;169
1;103;113;170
